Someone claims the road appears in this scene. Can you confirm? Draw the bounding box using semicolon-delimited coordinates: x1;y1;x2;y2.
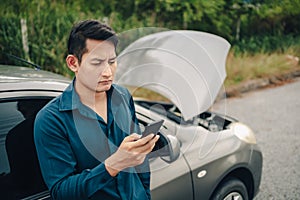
213;78;300;200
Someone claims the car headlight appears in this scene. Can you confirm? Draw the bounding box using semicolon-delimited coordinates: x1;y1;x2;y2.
229;122;257;144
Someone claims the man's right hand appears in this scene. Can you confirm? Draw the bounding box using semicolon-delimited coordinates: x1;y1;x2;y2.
105;133;159;177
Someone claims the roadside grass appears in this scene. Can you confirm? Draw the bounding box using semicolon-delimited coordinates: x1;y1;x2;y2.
225;50;300;88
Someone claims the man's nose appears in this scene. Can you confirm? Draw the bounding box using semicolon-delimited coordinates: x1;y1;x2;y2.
101;63;112;76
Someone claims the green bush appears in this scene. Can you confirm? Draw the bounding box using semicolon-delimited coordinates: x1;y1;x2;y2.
1;0;299;79
0;12;77;76
232;34;300;56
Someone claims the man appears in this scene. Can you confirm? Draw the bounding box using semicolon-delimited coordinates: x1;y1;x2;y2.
34;20;159;200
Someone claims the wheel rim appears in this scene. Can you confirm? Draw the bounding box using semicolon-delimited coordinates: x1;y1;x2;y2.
223;192;243;200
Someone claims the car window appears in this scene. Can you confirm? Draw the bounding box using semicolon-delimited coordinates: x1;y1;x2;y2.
0;98;50;199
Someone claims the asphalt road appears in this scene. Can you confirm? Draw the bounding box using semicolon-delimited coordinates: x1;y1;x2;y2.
213;78;300;200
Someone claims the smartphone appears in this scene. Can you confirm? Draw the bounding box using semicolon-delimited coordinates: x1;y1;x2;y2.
141;119;164;138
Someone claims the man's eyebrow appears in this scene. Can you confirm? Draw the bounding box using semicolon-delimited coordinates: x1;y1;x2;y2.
109;56;117;60
91;58;105;62
90;56;116;61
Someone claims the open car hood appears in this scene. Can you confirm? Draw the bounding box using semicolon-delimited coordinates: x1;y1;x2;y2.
116;30;230;120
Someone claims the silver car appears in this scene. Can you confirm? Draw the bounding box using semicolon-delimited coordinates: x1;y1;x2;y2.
0;66;262;200
0;31;262;200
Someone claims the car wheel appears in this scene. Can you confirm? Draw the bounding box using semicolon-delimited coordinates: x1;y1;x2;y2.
210;177;248;200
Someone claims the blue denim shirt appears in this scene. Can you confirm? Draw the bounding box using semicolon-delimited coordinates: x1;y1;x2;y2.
34;80;150;200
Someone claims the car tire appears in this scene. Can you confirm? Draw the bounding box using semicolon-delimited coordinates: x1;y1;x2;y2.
210;177;248;200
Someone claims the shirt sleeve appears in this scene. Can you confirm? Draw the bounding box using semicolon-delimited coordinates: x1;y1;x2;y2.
34;109;115;200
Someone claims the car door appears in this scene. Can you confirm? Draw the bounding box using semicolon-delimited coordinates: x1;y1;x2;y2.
136;113;194;200
0;94;54;200
149;156;193;200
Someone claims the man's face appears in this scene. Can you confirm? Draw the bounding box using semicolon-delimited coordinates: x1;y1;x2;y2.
76;39;117;93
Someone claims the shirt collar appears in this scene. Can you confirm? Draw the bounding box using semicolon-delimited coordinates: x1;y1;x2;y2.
58;78;127;119
58;78;81;112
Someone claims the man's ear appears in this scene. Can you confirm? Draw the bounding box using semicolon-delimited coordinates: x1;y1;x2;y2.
66;55;79;72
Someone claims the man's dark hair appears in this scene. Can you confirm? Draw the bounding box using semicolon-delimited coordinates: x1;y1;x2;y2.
67;19;118;64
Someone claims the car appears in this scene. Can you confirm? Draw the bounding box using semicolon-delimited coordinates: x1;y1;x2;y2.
0;65;262;200
0;31;262;200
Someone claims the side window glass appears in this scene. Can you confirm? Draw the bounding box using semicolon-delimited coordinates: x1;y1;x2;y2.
0;99;49;199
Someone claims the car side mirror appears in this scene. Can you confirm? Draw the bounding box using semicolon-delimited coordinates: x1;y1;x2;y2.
160;134;180;163
149;132;180;163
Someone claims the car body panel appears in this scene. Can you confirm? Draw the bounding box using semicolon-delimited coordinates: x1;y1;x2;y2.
0;66;70;96
0;90;63;100
0;65;70;83
135;107;194;200
186;141;262;199
135;99;262;199
149;156;193;200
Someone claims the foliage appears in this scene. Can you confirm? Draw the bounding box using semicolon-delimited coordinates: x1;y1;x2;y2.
0;0;299;79
233;34;300;55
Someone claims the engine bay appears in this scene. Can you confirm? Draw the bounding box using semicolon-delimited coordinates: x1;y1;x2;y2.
135;100;236;132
